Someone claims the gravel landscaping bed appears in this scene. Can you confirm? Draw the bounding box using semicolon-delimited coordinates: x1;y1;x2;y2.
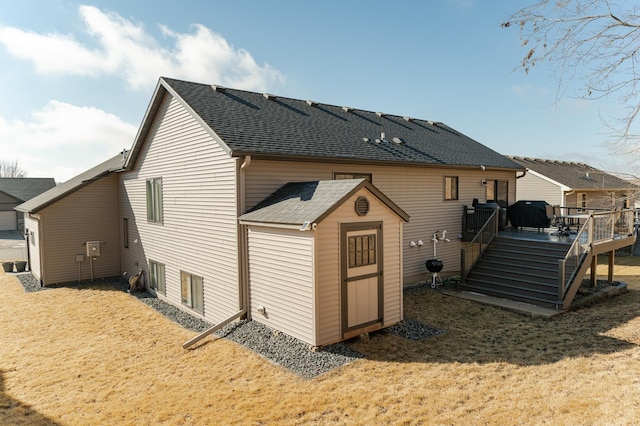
13;273;444;377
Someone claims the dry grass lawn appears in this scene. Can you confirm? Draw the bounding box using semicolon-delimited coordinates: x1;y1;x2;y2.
1;256;640;425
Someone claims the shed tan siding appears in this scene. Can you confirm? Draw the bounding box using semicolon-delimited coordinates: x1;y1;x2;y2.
39;174;120;285
246;226;315;345
316;187;404;346
515;173;563;205
24;215;41;281
245;160;514;283
119;93;239;322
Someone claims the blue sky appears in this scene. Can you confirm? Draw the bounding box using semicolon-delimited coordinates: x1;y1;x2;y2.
0;0;631;182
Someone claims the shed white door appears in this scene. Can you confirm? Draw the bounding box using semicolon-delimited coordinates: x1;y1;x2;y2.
0;211;16;230
342;223;382;332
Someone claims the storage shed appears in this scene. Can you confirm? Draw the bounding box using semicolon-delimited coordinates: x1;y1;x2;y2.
239;179;409;347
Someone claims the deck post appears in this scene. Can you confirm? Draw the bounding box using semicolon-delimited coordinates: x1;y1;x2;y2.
608;250;615;282
590;256;597;287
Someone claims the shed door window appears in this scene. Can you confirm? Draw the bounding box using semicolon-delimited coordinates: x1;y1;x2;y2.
348;234;376;268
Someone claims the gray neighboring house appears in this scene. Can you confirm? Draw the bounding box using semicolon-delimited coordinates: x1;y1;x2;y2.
0;178;56;232
509;156;638;210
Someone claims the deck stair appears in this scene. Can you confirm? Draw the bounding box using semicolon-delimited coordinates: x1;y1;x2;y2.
462;236;571;309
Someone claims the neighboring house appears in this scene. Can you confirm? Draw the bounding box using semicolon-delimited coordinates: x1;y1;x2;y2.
17;77;523;346
509;156;638;212
0;178;56;232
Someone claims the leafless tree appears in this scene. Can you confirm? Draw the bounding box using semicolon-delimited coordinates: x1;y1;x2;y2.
0;160;27;177
502;1;640;172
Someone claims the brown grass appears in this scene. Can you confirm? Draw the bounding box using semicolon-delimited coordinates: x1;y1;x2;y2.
1;256;640;425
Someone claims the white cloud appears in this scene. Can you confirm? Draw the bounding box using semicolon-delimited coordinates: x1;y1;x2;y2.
0;5;283;91
0;101;137;182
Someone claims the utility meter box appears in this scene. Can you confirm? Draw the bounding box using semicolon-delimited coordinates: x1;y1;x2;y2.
86;241;101;257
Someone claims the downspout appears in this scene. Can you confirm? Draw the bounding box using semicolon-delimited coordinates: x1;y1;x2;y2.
183;155;251;349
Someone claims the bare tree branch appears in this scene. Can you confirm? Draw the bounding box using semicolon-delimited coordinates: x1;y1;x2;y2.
503;0;640;168
0;160;27;178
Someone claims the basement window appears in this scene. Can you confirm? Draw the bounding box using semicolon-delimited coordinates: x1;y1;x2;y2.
181;271;204;314
149;260;165;295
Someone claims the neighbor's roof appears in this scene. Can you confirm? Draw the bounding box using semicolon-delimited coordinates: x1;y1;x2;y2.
238;179;409;226
0;178;56;202
509;156;638;190
16;153;127;213
127;77;523;171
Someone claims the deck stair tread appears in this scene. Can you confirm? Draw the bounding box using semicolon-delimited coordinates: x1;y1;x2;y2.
463;234;571;308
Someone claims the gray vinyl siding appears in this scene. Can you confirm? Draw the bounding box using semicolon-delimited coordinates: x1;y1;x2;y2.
515;173;563;205
316;187;404;346
245;160;514;283
38;174;120;286
119;93;239;322
24;215;41;281
247;226;315;345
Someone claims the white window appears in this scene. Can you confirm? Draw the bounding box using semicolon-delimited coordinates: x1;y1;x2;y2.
146;178;163;223
181;271;204;314
149;260;165;295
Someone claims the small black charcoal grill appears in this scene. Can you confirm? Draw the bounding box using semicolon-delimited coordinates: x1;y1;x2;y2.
426;231;449;288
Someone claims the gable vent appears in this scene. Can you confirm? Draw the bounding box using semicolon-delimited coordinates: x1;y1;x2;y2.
355;196;370;216
212;85;226;93
263;93;276;100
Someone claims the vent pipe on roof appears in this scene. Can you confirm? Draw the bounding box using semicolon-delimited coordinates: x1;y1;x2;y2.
306;100;317;107
263;93;276;100
403;116;412;122
342;106;352;112
212;85;226;93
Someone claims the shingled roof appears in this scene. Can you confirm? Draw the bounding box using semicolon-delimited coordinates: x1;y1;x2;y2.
127;77;523;171
509;156;637;190
239;179;409;226
16;152;127;213
0;178;56;202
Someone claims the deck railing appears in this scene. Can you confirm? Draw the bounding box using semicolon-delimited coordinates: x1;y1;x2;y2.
461;209;498;283
558;209;635;301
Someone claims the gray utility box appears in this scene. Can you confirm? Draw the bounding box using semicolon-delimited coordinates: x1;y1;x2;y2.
86;241;101;257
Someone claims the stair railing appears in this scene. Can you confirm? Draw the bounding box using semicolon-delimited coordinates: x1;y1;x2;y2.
558;209;635;301
461;209;498;283
558;217;592;301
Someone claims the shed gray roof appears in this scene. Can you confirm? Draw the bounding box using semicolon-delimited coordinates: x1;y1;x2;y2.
0;178;56;202
16;152;127;213
509;156;638;190
238;179;409;226
127;77;524;171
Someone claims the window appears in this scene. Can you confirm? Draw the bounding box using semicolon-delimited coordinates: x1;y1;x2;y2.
444;176;458;200
577;193;587;211
486;180;509;208
333;172;372;182
149;260;165;295
348;234;376;268
123;218;129;248
146;178;163;223
181;271;204;314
